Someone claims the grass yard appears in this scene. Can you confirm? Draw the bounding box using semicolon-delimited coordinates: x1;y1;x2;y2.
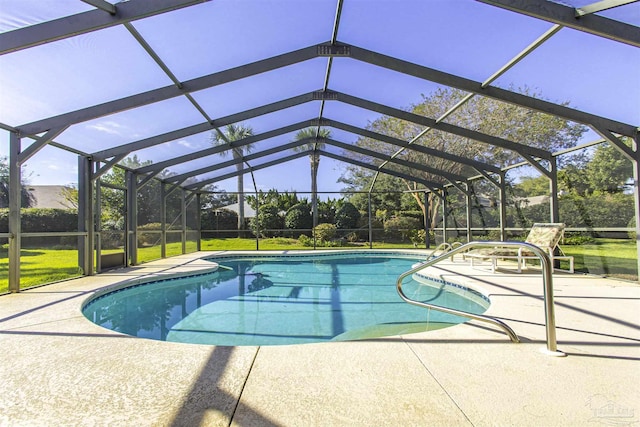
200;237;417;251
562;239;638;280
1;238;637;293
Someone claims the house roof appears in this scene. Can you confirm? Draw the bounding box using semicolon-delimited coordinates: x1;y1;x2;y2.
25;185;72;210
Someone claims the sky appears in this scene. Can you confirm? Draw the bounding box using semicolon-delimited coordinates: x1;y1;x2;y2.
0;0;639;195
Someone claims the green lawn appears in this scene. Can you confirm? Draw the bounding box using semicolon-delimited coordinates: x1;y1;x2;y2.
1;238;637;293
561;239;638;280
200;237;416;251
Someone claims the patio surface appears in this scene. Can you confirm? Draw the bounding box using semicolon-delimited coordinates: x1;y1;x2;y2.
1;251;638;426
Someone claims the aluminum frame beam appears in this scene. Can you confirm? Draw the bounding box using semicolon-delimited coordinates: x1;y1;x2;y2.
81;0;117;14
475;0;640;47
135;120;313;175
325;119;501;174
0;0;210;55
17;44;322;136
348;44;637;137
167;135;452;189
186;151;312;190
184;147;442;192
164;139;306;183
91;93;316;161
334;91;552;160
323;138;467;183
320;150;441;191
575;0;639;17
16;126;68;165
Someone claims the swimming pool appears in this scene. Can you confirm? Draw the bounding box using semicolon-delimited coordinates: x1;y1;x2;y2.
83;252;490;346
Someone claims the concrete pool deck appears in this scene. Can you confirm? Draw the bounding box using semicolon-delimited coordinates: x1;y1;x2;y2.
1;251;638;426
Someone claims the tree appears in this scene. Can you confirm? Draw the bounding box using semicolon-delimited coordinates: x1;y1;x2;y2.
292;127;331;229
199;186;235;210
99;155;179;230
247;189;301;213
60;186;79;210
211;124;254;231
335;201;360;230
0;156;35;208
512;175;550;197
339;169;412;215
585;142;632;194
340;87;586;231
249;204;283;237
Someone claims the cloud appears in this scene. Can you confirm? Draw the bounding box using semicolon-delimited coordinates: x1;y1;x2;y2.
86;121;125;135
177;139;198;149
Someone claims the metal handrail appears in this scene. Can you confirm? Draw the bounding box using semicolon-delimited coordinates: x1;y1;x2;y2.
424;242;452;260
396;241;562;354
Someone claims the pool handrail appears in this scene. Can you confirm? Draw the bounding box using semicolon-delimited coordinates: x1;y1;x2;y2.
397;241;563;355
424;242;452;260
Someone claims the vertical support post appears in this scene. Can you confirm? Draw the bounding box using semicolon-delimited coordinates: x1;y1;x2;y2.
255;189;259;251
424;192;430;248
8;132;21;292
126;170;138;265
632;135;640;282
549;157;560;223
95;179;102;272
499;173;507;241
196;193;202;252
368;193;373;249
160;182;166;258
420;191;427;249
466;183;472;242
77;156;94;276
181;189;186;254
441;189;448;245
311;154;319;232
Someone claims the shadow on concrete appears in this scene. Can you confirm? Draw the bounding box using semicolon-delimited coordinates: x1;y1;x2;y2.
170;346;281;427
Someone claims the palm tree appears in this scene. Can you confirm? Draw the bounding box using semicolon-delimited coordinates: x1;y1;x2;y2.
211;124;254;232
292;127;331;228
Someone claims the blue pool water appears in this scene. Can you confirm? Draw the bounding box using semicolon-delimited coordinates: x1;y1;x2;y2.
83;252;489;346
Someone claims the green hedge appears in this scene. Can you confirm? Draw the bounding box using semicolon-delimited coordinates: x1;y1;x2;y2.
0;208;78;248
0;208;78;232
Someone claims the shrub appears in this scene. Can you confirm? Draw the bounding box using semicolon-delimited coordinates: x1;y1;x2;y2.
200;208;238;234
298;234;313;247
384;216;422;241
563;232;596;245
285;203;312;232
409;229;426;247
314;223;337;242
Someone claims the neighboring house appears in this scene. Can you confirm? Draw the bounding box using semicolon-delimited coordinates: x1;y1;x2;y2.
215;201;256;218
26;185;73;209
474;194;550;208
514;195;550;207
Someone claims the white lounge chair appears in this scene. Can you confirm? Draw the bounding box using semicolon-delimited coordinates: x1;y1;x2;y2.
464;223;574;273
